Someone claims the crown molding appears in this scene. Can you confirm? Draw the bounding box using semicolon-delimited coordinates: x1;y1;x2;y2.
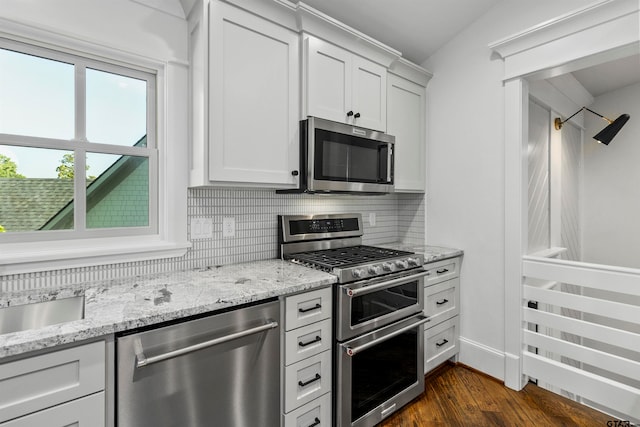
489;0;640;80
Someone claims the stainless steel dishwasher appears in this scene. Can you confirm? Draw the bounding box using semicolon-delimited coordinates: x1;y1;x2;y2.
116;300;280;427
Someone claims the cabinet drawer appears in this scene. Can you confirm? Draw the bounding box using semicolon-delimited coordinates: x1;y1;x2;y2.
285;287;332;331
283;392;331;427
424;277;459;326
424;317;459;373
0;391;104;427
284;350;332;412
423;257;459;286
284;319;332;366
0;341;105;423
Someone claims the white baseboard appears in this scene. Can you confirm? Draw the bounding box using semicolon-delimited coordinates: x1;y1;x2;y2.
457;336;505;381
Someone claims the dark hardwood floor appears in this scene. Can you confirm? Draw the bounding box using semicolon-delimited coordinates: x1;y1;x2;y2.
379;363;613;426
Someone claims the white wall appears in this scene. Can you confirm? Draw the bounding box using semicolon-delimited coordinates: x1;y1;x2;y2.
582;82;640;269
0;0;187;63
422;0;596;379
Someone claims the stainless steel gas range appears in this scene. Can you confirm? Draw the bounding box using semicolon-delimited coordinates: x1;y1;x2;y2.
279;213;430;427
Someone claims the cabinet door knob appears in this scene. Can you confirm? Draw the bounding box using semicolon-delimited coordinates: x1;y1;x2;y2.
354;112;361;119
291;170;299;176
346;110;354;117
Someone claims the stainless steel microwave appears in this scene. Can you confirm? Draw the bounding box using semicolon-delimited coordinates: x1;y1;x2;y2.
281;117;395;194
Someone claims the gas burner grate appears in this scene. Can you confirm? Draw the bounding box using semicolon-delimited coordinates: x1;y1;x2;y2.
287;245;412;270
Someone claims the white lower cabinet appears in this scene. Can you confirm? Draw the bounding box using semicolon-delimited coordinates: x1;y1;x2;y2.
283;392;331;427
284;318;332;366
283;350;332;413
282;287;332;426
423;257;461;374
425;316;460;373
284;287;332;331
1;392;104;427
424;277;459;327
0;340;106;427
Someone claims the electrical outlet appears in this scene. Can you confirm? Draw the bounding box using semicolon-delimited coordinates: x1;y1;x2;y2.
368;212;376;226
223;217;236;238
191;218;213;239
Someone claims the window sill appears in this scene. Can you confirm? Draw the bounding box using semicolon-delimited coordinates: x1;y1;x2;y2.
0;236;191;276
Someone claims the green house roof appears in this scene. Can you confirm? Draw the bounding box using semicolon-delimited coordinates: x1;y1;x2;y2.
0;178;74;231
0;135;148;233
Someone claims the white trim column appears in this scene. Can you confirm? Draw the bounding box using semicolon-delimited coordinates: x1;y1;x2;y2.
503;78;528;390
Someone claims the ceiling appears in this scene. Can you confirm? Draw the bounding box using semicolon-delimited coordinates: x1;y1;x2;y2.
571;53;640;98
288;0;500;65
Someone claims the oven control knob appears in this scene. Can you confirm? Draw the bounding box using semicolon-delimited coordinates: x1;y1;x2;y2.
352;268;365;279
382;262;393;272
395;260;408;269
368;265;382;275
407;257;420;267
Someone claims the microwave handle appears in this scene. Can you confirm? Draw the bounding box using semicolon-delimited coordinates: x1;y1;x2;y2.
387;145;393;183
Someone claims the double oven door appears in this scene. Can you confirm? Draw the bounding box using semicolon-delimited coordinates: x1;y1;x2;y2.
337;269;427;341
335;268;429;427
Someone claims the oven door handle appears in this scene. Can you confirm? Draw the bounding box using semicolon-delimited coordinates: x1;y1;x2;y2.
342;315;430;356
344;270;428;297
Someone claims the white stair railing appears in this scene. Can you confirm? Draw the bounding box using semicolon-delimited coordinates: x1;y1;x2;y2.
522;256;640;422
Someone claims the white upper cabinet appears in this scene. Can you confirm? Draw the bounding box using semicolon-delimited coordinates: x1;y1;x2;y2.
304;35;387;132
387;72;426;192
185;0;432;189
188;1;300;188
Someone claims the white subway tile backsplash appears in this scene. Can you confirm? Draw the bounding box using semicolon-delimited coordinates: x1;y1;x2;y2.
1;188;424;291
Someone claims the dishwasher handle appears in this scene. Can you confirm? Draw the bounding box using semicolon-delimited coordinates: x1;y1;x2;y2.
135;319;279;368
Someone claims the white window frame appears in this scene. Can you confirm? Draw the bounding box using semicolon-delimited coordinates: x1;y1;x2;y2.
0;22;190;275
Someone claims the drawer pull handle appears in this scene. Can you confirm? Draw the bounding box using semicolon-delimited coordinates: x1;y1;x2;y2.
436;299;449;306
299;335;322;348
436;268;449;274
298;373;321;387
308;417;321;427
436;339;449;348
299;303;321;313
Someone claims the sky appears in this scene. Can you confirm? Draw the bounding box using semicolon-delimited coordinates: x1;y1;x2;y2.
0;47;147;178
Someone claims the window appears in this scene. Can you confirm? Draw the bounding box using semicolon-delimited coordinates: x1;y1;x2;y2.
0;31;188;275
0;39;157;241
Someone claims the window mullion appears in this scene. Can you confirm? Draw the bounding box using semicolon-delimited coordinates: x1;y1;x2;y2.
74;148;87;232
74;63;87;232
75;63;87;143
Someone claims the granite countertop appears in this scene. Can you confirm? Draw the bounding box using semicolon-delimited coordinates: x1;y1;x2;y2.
380;243;463;263
0;260;336;359
0;244;462;360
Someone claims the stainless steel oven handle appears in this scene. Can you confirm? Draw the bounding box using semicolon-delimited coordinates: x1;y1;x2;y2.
344;269;428;297
135;320;279;368
342;315;430;356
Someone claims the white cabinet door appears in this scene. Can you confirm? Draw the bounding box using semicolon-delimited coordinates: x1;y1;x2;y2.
305;35;386;131
0;341;105;423
208;2;299;187
305;36;351;125
352;56;386;132
387;73;426;192
1;392;105;427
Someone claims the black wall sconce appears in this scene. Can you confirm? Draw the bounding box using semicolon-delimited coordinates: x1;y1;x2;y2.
554;107;630;145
